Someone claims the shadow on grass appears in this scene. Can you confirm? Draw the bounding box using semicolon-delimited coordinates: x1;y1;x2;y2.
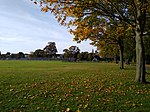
123;66;150;84
124;67;136;70
123;66;150;72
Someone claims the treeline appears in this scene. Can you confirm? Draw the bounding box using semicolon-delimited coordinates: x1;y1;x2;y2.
28;42;58;60
0;42;59;60
0;52;26;60
63;46;100;62
0;42;100;62
98;35;150;64
1;41;150;64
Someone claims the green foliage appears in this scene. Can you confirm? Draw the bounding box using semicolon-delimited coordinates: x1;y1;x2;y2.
43;42;57;57
0;61;150;111
33;49;45;57
77;53;84;61
63;46;80;60
0;52;25;60
77;52;92;61
31;0;150;82
87;53;93;61
29;42;58;58
124;36;136;63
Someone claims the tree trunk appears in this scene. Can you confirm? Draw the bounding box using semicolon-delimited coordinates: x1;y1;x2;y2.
135;0;146;83
119;45;124;69
114;55;119;64
119;37;124;69
135;31;146;83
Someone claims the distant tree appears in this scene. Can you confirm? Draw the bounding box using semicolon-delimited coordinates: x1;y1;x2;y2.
88;53;93;61
77;52;98;61
63;46;80;61
68;46;80;59
17;52;25;59
6;52;11;56
83;52;89;61
77;53;83;61
28;52;35;59
43;42;57;57
5;52;11;59
32;0;150;83
0;54;6;59
63;49;70;59
33;49;45;57
10;54;17;59
77;52;89;61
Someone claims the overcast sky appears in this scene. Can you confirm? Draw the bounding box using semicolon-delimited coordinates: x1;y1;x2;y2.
0;0;96;54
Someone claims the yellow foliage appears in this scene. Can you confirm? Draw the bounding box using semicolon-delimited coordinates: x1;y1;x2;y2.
76;109;81;112
65;108;70;112
41;5;49;12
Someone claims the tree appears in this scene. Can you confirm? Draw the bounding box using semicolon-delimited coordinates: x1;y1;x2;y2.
77;52;92;61
69;46;80;58
33;49;45;57
83;52;89;61
43;42;57;57
97;40;119;60
17;52;25;59
28;51;35;59
63;46;80;61
6;52;11;57
10;52;25;59
77;53;82;61
94;23;130;69
32;0;150;83
88;53;93;61
63;49;70;59
124;34;136;64
97;23;136;66
77;52;84;61
143;11;150;64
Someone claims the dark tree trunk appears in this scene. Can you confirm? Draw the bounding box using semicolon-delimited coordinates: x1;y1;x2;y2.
114;55;119;64
119;37;124;69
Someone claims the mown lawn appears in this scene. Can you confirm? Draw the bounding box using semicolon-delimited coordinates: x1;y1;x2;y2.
0;60;150;112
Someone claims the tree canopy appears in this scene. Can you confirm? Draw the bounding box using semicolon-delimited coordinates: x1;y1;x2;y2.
63;46;80;61
32;0;150;83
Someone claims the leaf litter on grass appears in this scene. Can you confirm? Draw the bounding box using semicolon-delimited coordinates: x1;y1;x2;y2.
0;61;150;111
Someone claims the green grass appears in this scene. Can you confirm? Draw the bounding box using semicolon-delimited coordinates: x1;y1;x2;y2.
0;60;150;112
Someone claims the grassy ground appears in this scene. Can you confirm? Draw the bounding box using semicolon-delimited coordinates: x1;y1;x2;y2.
0;60;150;112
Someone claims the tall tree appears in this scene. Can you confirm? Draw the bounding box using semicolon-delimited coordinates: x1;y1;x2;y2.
124;35;136;64
17;52;25;59
43;42;57;57
33;49;45;57
32;0;149;83
63;46;80;61
95;23;131;69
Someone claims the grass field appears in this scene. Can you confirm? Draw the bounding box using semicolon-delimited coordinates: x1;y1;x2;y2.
0;60;150;112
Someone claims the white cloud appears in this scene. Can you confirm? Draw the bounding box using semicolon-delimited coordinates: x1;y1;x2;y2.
0;0;96;54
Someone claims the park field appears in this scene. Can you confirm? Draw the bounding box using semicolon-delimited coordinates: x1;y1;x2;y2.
0;60;150;112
